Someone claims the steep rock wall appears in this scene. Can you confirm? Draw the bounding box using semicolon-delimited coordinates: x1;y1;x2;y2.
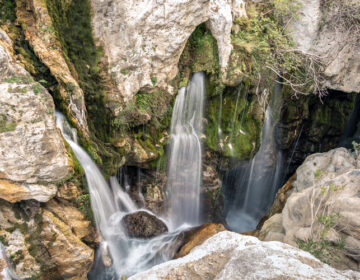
90;0;246;106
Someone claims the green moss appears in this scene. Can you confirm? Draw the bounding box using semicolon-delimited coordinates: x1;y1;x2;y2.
0;235;8;246
205;85;262;160
0;114;16;133
175;23;223;97
0;0;16;23
226;2;315;95
46;0;110;138
77;194;94;223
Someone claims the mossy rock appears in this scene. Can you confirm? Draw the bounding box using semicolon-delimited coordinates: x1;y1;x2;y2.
205;84;263;160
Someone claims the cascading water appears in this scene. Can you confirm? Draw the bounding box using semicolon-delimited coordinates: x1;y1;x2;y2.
55;112;180;279
224;82;283;232
54;72;206;278
166;72;206;229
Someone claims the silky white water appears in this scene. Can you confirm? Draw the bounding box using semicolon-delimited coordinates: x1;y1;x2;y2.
166;72;206;229
55;72;206;278
225;83;283;232
55;112;182;278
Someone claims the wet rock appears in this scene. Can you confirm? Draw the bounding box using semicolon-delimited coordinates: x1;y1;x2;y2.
122;211;168;239
175;223;226;258
129;231;360;280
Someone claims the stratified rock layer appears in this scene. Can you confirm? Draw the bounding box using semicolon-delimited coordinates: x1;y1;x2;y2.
129;231;360;279
16;0;89;136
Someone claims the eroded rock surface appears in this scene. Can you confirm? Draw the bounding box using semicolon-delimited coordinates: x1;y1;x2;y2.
129;231;360;280
175;223;226;258
90;0;246;105
41;210;94;280
260;148;360;271
0;31;70;203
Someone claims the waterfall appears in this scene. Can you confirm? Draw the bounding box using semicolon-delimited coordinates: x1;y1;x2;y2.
166;72;206;229
55;112;116;231
55;112;181;278
224;82;283;232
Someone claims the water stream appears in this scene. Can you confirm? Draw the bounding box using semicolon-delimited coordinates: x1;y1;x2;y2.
224;82;284;232
55;72;206;278
166;72;206;229
56;113;180;278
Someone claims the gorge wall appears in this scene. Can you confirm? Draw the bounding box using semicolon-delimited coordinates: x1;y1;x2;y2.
0;0;359;278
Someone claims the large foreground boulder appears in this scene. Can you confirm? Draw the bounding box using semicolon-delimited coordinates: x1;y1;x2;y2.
260;148;360;271
122;211;168;239
129;231;360;279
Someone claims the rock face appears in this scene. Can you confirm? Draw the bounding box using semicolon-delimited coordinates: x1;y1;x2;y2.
260;148;360;271
90;0;246;105
0;30;70;203
289;0;360;93
0;28;94;279
16;0;89;136
122;211;168;239
129;231;360;280
41;210;94;280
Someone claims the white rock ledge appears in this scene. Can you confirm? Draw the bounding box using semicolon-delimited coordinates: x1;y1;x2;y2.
129;231;360;280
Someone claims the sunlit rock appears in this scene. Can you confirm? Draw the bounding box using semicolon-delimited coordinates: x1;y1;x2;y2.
45;199;95;241
288;0;360;93
175;223;226;258
41;210;94;279
0;180;57;203
129;231;360;279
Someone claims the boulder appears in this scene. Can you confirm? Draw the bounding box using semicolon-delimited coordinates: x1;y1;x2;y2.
129;231;360;280
259;148;360;271
122;211;168;239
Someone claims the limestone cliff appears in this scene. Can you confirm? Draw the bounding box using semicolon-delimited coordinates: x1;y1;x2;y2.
90;0;246;105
